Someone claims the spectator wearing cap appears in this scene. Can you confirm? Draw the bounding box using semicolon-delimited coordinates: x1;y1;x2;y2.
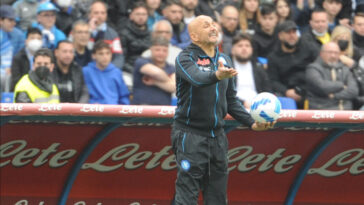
32;1;66;50
88;1;124;71
0;5;25;92
132;36;176;105
13;0;39;32
0;5;25;55
267;20;318;108
353;11;364;56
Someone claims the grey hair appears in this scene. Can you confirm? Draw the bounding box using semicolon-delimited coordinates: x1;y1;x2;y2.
152;19;173;33
151;36;170;47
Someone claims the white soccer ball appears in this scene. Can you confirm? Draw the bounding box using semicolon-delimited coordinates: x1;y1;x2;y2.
250;92;281;123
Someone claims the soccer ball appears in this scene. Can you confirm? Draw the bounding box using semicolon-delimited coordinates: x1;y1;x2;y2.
250;92;281;123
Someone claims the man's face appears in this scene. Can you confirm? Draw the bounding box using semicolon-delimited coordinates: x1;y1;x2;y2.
0;18;16;32
321;43;340;66
33;56;54;72
180;0;198;11
72;24;90;47
130;7;148;27
93;48;112;69
163;4;183;25
220;7;239;33
151;45;168;63
353;15;364;36
323;1;342;17
146;0;161;10
279;29;299;47
55;42;74;67
310;12;329;34
193;17;219;45
89;2;107;26
37;11;56;29
231;39;253;63
259;12;278;33
153;23;173;40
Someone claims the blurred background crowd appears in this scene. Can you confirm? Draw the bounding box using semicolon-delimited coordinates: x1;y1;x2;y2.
0;0;363;110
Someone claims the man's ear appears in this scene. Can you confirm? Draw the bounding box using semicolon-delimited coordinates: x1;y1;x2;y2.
190;32;198;42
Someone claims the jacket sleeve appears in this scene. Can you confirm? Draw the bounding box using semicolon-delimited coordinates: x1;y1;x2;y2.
334;69;359;100
175;52;219;87
226;76;255;127
305;65;345;96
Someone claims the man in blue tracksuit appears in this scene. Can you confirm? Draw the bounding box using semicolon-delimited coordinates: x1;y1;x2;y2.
171;15;274;205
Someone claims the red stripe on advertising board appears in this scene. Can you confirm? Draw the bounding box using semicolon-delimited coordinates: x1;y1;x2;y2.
1;103;364;123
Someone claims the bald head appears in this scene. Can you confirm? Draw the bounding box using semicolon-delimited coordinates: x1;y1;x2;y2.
321;42;340;65
188;15;218;45
188;15;212;33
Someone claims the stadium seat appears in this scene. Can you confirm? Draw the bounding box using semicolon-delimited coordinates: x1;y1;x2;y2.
1;92;14;103
277;97;297;109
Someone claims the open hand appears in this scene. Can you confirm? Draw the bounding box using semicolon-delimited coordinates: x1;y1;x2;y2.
215;61;238;80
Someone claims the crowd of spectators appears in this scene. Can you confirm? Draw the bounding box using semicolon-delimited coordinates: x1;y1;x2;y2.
0;0;363;110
